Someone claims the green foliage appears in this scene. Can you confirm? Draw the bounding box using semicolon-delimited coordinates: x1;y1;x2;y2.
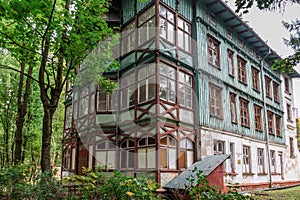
0;165;66;200
65;167;160;200
185;167;253;200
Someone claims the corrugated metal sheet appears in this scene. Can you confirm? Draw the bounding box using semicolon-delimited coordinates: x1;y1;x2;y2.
164;154;230;189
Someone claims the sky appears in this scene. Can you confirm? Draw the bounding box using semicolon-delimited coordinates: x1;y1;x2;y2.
226;0;300;112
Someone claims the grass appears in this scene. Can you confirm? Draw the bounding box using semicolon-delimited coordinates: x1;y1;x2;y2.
251;186;300;200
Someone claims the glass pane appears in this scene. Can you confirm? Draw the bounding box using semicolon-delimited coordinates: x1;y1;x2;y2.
148;147;156;168
139;138;146;147
169;137;176;147
167;23;174;43
180;138;186;148
97;142;106;150
95;151;106;167
160;149;167;168
187;151;194;168
108;142;115;149
160;6;166;17
160;137;167;145
179;84;185;105
167;11;174;23
138;148;146;168
179;72;185;83
169;148;177;169
121;141;127;148
107;151;116;169
187;139;193;149
178;18;184;29
148;137;156;145
139;81;146;103
138;67;147;81
159;19;166;39
178;30;184;49
121;150;127;168
160;77;167;100
129;140;135;147
179;151;185;169
148;78;156;100
168;80;175;102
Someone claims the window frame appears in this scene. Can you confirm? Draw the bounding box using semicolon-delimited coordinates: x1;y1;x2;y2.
138;4;156;46
159;5;175;44
179;138;194;169
254;105;262;131
207;35;220;68
95;140;116;170
230;93;237;123
159;63;176;103
275;115;282;137
209;84;223;119
257;148;265;174
138;136;156;169
160;135;177;170
270;150;276;173
240;98;250;127
237;56;247;84
138;64;156;104
178;71;193;108
267;111;274;135
242;145;251;173
228;49;234;77
284;77;290;93
273;82;280;102
251;67;260;92
120;139;135;169
265;76;272;98
287;103;292;121
214;140;225;155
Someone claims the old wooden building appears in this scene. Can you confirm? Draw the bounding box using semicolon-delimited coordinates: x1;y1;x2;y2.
62;0;300;190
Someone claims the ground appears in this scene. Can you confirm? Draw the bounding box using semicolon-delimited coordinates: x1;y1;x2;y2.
250;186;300;200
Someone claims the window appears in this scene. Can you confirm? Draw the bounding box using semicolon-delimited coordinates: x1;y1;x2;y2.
210;84;222;118
71;147;76;170
278;152;283;176
179;71;192;108
122;20;135;55
159;5;175;43
254;105;262;131
290;137;294;158
275;115;282;137
273;82;280;102
65;105;72;129
138;64;156;103
63;149;70;170
159;64;176;103
208;36;220;67
178;18;192;52
97;90;117;112
160;135;177;169
138;5;155;45
228;49;234;76
120;139;135;169
270;150;276;173
237;56;247;84
138;136;156;169
95;141;116;169
214;140;225;155
230;93;237;123
249;47;254;56
252;67;260;91
230;143;235;173
267;111;274;134
284;77;290;93
121;72;136;109
287;103;292;121
265;76;272;98
240;98;249;127
78;88;89;118
243;146;251;173
257;148;265;174
179;138;194;169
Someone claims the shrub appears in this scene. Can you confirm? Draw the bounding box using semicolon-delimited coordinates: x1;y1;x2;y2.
65;167;160;200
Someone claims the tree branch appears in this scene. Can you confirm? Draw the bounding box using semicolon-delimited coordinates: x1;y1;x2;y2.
0;63;39;83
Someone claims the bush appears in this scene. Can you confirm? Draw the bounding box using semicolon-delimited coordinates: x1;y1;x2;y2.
65;167;160;200
185;167;253;200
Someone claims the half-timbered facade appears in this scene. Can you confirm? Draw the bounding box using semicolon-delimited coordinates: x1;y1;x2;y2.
62;0;300;190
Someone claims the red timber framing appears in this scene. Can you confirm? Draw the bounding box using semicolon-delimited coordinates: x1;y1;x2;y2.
62;0;196;186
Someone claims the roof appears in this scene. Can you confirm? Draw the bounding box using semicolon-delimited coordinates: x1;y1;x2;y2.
164;154;230;190
288;69;300;78
201;0;281;63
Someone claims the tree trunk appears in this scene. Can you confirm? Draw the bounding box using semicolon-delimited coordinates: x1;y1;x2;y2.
41;106;55;172
14;63;32;164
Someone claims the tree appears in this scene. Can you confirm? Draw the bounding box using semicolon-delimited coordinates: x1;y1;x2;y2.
234;0;300;72
0;0;116;172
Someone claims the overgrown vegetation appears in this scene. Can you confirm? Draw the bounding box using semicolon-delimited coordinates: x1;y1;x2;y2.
0;165;253;200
